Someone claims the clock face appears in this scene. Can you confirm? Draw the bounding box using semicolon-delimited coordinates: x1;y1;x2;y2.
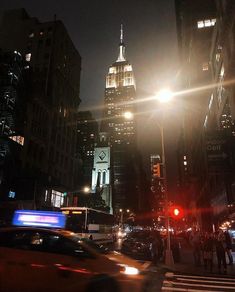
98;151;106;161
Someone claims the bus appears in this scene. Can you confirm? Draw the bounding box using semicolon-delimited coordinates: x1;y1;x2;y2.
61;207;116;243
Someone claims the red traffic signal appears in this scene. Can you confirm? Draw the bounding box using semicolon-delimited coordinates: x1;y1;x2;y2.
169;205;184;219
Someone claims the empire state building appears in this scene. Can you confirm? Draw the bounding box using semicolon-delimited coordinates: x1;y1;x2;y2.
101;26;139;213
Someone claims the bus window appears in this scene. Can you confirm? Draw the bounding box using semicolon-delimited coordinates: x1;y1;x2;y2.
65;211;86;233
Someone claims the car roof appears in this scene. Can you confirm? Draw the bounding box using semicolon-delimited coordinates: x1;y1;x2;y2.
0;226;77;238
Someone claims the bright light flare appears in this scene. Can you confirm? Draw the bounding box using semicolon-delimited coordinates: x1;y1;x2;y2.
156;88;174;103
119;264;139;275
123;111;133;120
83;186;90;193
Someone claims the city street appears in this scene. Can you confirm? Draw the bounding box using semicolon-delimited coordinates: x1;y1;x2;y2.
113;237;235;291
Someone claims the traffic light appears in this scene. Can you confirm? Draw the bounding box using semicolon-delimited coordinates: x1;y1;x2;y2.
152;163;161;178
169;205;184;220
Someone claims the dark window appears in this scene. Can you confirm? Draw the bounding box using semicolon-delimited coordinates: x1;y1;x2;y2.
46;39;51;46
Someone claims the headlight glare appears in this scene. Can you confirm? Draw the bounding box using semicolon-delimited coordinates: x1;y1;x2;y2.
119;264;139;275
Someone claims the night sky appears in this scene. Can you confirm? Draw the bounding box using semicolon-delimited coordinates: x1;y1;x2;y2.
1;0;180;195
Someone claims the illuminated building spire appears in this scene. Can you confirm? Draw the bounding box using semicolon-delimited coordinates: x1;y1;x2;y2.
117;24;126;62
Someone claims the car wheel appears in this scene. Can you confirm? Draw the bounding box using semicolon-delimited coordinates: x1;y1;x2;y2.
86;274;119;292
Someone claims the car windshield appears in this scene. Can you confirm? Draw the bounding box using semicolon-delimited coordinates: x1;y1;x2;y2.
67;233;109;254
128;231;150;240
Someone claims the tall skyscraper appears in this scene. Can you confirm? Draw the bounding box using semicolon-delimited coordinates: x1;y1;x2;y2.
0;9;81;210
76;111;98;187
175;0;219;229
101;26;140;213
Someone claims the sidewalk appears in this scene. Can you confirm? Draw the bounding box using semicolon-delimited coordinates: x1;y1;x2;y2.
157;243;235;277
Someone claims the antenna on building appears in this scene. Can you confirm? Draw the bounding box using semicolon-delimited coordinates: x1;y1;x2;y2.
120;24;123;44
117;24;126;62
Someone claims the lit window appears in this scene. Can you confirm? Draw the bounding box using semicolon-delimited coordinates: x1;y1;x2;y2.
184;161;187;166
197;21;204;28
197;19;216;29
211;19;216;26
204;115;208;128
9;136;24;146
183;155;187;160
29;32;34;38
25;53;31;62
109;67;116;74
51;190;64;208
124;65;132;72
204;19;211;27
202;62;209;71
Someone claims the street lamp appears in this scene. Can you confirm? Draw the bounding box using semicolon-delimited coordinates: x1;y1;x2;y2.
123;111;133;120
83;186;90;193
155;89;174;266
156;88;174;103
119;208;130;227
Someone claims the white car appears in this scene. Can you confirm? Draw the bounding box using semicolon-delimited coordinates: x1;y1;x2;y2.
0;227;149;292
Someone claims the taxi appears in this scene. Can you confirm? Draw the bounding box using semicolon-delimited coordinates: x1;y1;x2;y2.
0;210;149;292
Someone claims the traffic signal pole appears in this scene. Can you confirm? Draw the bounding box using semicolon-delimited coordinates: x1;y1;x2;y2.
159;124;174;266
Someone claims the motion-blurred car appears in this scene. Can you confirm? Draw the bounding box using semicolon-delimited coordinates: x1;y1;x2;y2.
121;231;153;260
0;210;150;292
117;228;127;239
0;226;149;292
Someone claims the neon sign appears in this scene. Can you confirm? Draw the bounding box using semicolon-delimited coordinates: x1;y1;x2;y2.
12;210;66;228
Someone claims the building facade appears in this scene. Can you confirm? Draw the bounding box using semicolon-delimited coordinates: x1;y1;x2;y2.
76;111;98;188
176;0;235;231
0;9;81;210
175;0;217;229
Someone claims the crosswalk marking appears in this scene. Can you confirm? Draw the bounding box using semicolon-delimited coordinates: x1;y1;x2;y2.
162;287;220;292
162;272;235;292
176;277;235;285
165;272;235;282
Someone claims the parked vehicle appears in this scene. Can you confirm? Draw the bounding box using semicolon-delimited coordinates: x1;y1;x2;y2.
121;231;153;260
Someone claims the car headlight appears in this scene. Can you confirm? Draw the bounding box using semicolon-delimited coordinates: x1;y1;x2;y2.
119;264;139;275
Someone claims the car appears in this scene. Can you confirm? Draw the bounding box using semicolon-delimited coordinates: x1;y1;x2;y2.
0;226;149;292
121;231;153;260
121;230;164;262
117;228;127;239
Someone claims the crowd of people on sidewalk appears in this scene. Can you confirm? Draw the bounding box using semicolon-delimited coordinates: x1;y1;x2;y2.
189;228;233;274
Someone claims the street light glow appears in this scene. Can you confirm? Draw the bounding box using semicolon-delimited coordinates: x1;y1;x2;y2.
156;88;174;103
123;111;133;120
83;186;90;193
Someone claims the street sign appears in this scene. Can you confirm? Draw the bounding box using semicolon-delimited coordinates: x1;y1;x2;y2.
206;132;230;173
206;139;227;161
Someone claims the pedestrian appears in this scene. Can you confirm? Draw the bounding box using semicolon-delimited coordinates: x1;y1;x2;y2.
190;229;201;266
224;230;233;265
150;231;163;265
202;232;214;272
215;230;227;274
